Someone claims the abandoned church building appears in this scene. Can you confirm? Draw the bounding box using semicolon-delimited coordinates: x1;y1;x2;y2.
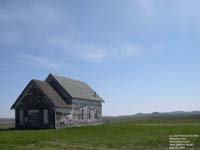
11;74;104;129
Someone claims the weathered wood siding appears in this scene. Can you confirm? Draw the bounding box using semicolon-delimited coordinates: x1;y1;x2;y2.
55;107;72;128
55;98;102;128
15;85;55;129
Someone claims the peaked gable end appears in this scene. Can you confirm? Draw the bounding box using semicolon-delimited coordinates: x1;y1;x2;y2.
46;74;104;102
46;74;72;104
11;80;70;109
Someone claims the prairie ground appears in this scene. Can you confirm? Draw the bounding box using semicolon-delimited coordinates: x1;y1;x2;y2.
0;118;200;150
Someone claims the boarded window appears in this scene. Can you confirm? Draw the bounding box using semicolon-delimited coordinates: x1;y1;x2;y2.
83;107;87;119
77;109;80;120
95;109;98;119
28;110;39;114
97;108;101;118
73;108;79;120
90;110;94;119
43;109;48;124
28;110;39;125
56;112;62;121
79;107;84;120
87;108;91;120
20;110;24;125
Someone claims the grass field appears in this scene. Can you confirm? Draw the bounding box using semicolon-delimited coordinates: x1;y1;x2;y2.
0;118;200;150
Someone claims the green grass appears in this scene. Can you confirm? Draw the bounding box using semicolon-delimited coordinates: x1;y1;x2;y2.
0;118;200;150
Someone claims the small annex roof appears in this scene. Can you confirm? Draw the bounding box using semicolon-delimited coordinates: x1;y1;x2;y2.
50;74;104;102
32;80;71;108
11;80;71;109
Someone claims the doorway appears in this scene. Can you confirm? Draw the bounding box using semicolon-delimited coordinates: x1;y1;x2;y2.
28;109;40;128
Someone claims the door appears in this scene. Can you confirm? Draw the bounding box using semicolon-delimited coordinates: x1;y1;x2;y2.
28;109;39;128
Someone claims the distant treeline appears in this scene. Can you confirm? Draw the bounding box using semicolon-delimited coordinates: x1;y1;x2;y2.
0;118;15;124
103;111;200;123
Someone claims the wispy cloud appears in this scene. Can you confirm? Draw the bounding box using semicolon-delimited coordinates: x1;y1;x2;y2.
49;37;145;62
80;44;107;62
17;54;68;69
0;1;71;44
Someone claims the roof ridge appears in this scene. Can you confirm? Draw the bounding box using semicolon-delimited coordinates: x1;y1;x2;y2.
31;79;44;82
50;73;86;84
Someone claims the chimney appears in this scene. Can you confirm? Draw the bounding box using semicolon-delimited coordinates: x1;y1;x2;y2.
94;92;97;97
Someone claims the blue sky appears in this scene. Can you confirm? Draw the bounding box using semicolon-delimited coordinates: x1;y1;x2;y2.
1;0;200;117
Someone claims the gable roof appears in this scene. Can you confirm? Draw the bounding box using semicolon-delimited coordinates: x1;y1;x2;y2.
11;80;71;109
33;80;71;108
49;74;104;102
11;74;104;109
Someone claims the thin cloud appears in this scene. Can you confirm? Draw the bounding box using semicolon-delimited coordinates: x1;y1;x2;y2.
0;1;71;44
18;54;68;69
49;37;145;62
110;43;145;58
81;45;107;62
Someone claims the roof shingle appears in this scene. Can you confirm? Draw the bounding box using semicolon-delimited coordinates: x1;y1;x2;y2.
50;74;104;102
33;80;71;108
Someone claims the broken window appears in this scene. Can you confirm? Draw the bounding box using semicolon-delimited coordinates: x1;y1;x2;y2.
43;109;48;124
19;110;24;125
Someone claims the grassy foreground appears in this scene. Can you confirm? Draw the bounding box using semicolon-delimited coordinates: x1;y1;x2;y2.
0;118;200;150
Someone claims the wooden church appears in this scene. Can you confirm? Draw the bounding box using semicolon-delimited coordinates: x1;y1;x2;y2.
11;73;104;129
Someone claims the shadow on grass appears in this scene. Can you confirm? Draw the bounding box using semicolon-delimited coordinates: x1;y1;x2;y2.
0;127;55;131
